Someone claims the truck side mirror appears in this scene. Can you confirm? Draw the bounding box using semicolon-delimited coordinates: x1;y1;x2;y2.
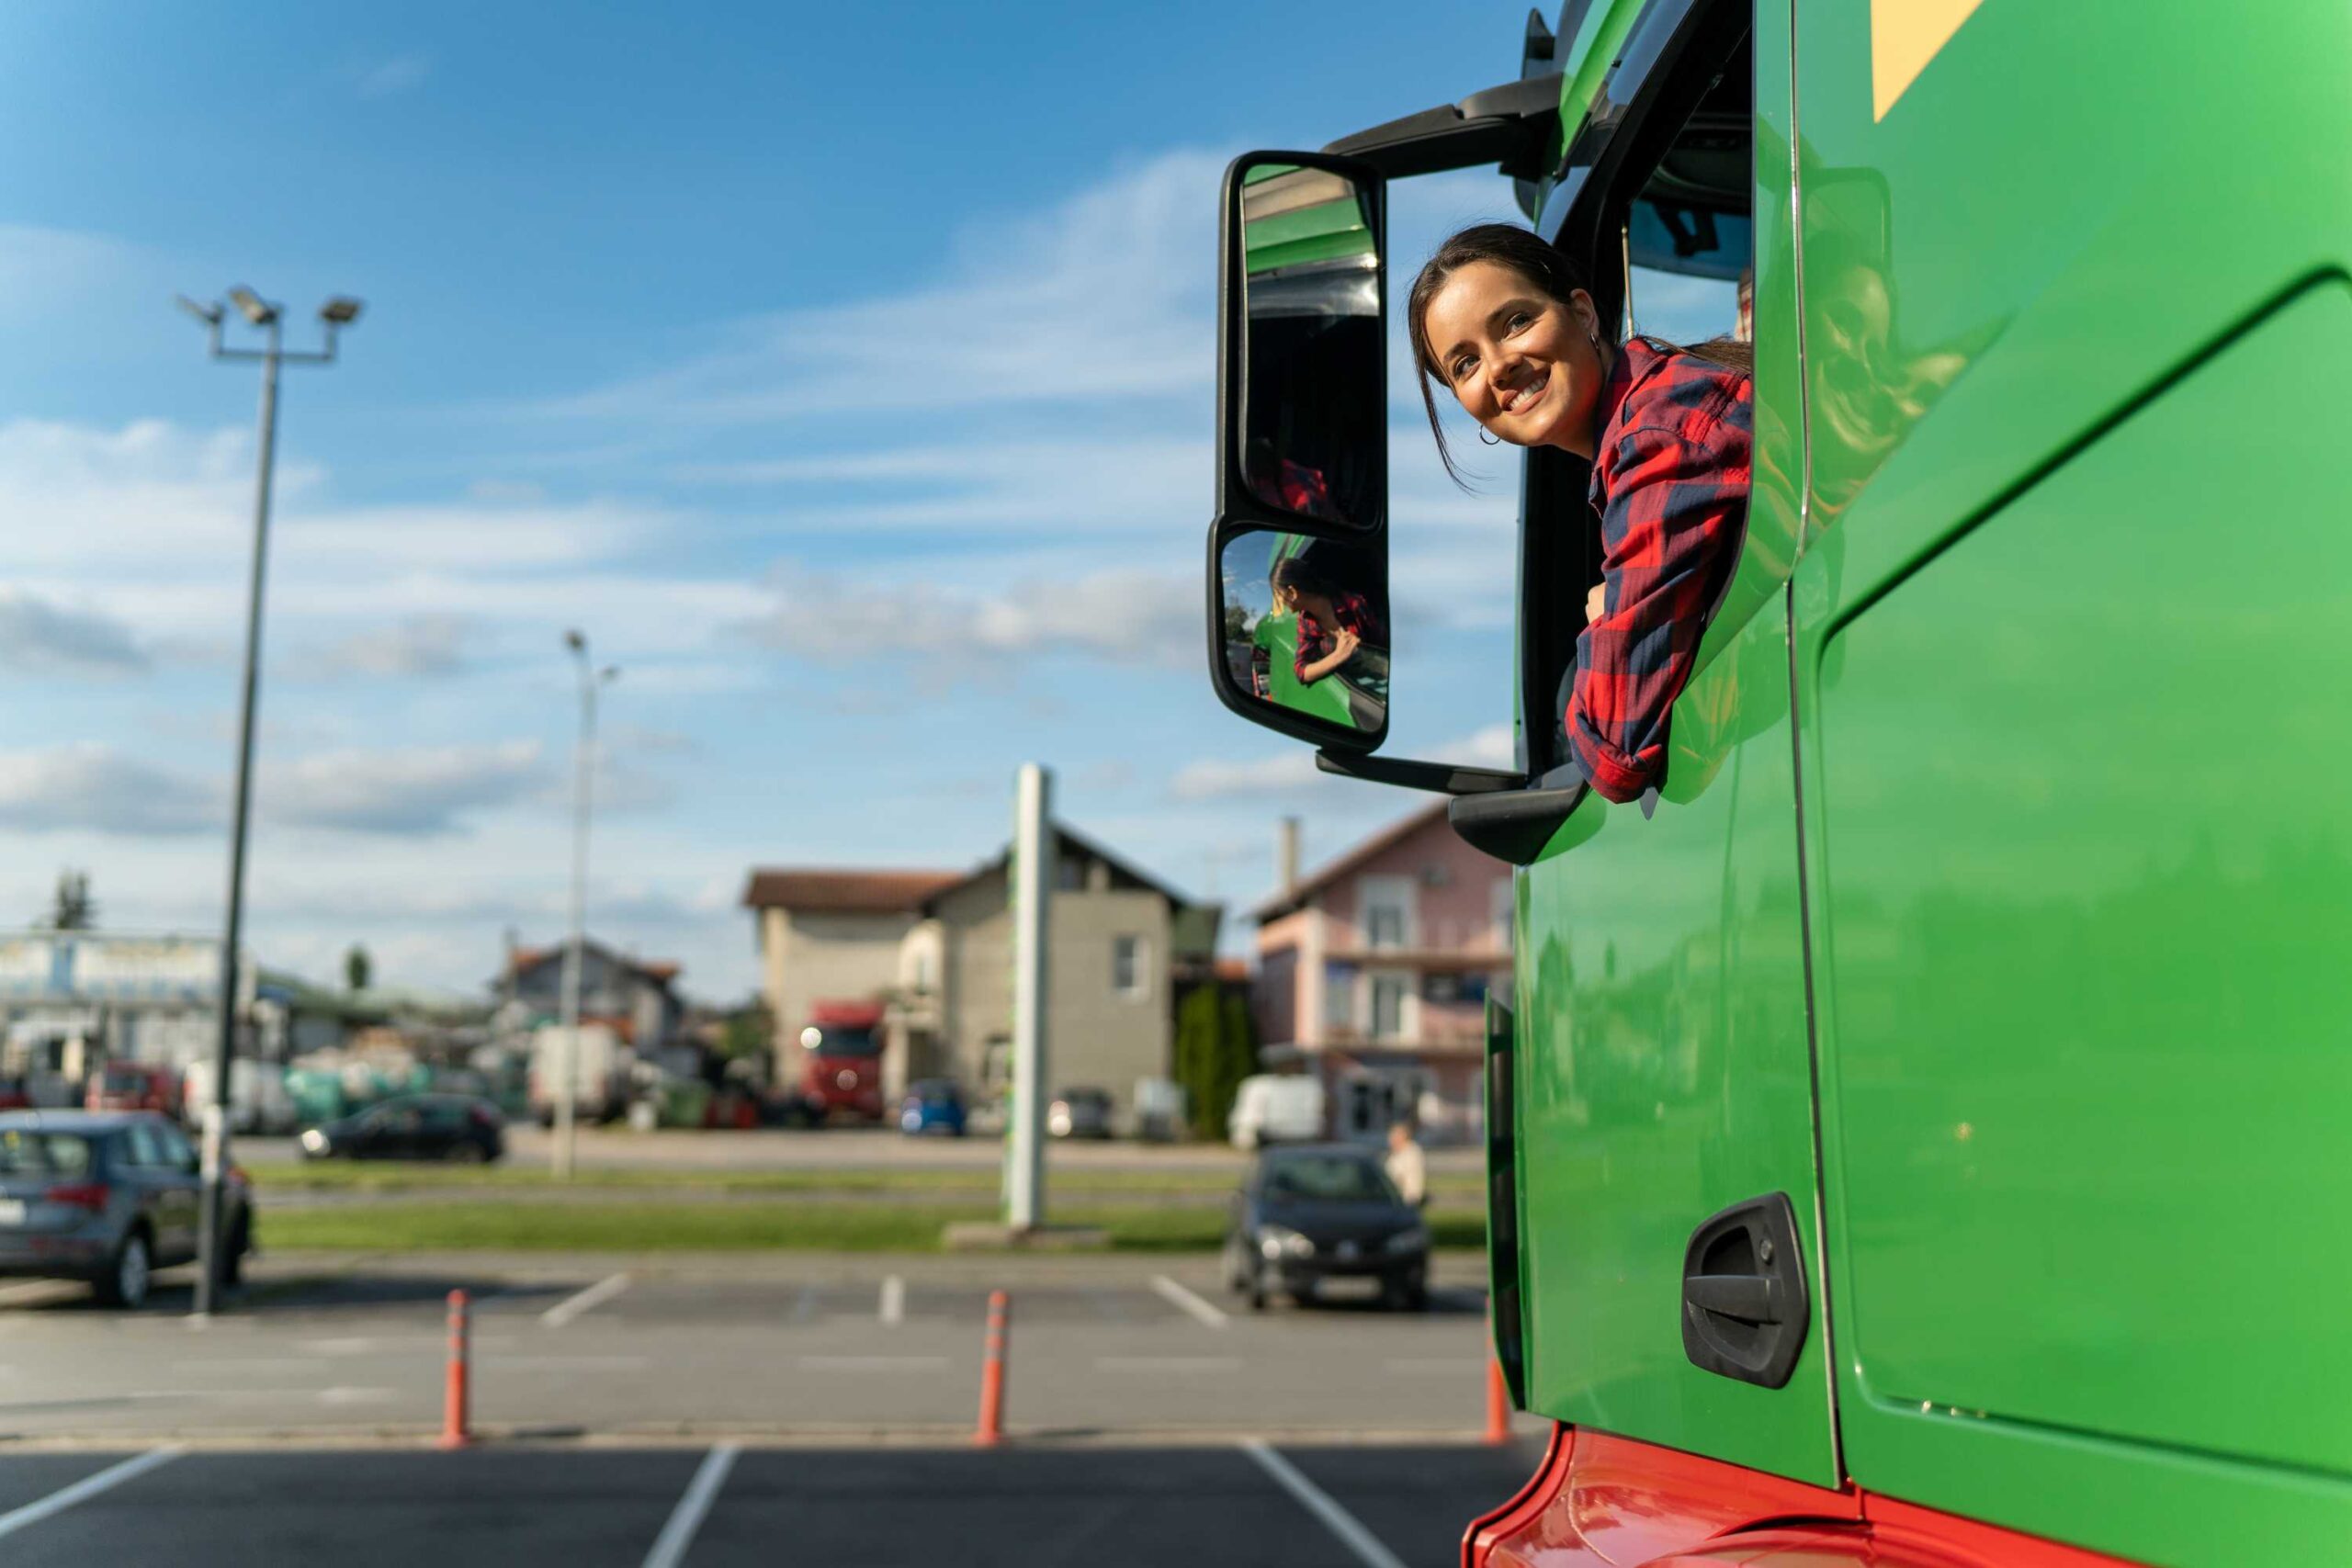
1209;151;1391;753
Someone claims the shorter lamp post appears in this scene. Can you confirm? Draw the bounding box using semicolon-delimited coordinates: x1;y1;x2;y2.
554;630;617;1180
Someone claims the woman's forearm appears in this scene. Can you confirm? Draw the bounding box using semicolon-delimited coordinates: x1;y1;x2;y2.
1298;649;1349;682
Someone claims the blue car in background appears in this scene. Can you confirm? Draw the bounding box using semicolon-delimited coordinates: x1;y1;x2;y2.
899;1079;966;1137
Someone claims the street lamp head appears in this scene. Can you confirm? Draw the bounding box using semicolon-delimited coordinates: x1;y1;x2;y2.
319;297;364;326
175;294;224;328
564;629;587;654
227;287;279;327
599;665;620;684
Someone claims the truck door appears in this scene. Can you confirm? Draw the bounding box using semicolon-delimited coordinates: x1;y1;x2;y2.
1789;4;2352;1560
1508;0;1838;1486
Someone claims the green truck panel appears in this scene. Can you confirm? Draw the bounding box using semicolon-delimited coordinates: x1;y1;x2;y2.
1804;279;2352;1563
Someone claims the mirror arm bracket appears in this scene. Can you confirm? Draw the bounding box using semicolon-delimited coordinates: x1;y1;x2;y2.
1314;750;1523;796
1321;73;1564;181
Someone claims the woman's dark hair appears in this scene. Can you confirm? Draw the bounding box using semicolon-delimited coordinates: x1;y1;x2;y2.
1406;221;1755;486
1269;555;1338;602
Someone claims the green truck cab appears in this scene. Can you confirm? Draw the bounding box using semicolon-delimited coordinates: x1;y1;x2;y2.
1204;5;2351;1563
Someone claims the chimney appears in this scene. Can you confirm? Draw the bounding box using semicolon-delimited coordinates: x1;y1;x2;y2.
1277;817;1301;897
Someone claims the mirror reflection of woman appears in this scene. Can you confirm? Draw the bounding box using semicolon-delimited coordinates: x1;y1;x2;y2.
1271;553;1388;729
1409;223;1752;803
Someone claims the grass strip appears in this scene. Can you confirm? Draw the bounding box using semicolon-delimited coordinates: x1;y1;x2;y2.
259;1162;1482;1200
258;1200;1486;1254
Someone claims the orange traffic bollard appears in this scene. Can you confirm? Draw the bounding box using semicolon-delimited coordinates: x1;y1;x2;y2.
439;1289;471;1450
1485;1356;1511;1446
974;1290;1010;1447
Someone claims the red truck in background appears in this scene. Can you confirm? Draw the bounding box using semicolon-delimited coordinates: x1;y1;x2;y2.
85;1062;182;1117
795;1000;886;1123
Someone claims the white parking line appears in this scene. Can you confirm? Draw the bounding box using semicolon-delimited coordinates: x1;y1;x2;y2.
1149;1273;1230;1328
641;1442;739;1568
0;1447;185;1543
796;1355;950;1372
1095;1356;1242;1373
1240;1439;1409;1568
879;1274;904;1325
542;1271;632;1327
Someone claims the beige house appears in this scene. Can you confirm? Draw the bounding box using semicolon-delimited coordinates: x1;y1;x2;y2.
745;829;1218;1120
741;868;961;1093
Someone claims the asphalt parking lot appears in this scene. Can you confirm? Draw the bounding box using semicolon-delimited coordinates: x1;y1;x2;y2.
0;1253;1520;1442
0;1443;1544;1567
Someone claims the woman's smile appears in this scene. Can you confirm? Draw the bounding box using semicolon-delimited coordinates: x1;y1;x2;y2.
1497;366;1550;415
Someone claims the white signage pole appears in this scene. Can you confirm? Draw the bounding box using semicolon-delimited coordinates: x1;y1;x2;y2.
1006;763;1054;1233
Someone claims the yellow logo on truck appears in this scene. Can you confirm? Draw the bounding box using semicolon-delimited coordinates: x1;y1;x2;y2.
1871;0;1984;120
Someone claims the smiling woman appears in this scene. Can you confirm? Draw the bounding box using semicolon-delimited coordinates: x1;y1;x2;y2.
1406;223;1752;803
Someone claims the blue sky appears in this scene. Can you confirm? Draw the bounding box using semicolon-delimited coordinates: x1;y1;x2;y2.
0;2;1730;1000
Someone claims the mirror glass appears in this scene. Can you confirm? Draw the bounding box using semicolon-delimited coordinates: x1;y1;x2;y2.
1217;528;1388;736
1238;163;1382;528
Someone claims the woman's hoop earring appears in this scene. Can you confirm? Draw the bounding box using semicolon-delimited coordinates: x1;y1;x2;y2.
1476;428;1501;446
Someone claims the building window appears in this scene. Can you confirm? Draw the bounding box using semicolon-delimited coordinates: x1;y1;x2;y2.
1112;935;1148;999
1370;974;1408;1041
1360;875;1416;951
1324;964;1358;1032
1490;877;1514;953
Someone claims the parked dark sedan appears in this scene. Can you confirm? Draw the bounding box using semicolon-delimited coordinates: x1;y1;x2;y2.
300;1094;504;1164
0;1111;254;1308
1222;1143;1430;1311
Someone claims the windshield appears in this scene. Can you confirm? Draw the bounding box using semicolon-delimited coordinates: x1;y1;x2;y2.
804;1027;879;1058
1263;1156;1397;1204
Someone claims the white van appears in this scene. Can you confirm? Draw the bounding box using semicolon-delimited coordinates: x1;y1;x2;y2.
1227;1074;1324;1150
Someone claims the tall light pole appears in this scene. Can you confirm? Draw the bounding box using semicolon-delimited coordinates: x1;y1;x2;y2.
177;288;361;1318
554;630;617;1180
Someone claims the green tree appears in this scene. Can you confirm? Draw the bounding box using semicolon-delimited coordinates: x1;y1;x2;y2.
1215;988;1260;1135
1173;985;1223;1140
1173;984;1261;1141
45;871;95;931
719;999;774;1062
344;944;372;993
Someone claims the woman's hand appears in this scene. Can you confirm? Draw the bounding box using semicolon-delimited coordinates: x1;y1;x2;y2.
1585;584;1607;625
1299;629;1360;683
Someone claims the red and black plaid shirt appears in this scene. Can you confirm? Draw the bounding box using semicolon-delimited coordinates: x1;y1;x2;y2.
1566;336;1752;802
1295;591;1378;683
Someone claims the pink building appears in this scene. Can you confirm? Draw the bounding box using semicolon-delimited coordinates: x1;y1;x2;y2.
1252;804;1512;1145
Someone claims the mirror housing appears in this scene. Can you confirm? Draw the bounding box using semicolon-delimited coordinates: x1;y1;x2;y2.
1209;151;1393;755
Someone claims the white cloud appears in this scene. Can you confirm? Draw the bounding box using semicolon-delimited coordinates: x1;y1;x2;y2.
523;149;1224;429
1169;751;1331;802
0;590;148;676
315;615;470;678
0;746;219;835
266;741;548;836
673;436;1205;536
743;560;1198;669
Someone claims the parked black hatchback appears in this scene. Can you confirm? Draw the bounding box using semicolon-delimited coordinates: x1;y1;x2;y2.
300;1094;504;1164
1222;1143;1429;1311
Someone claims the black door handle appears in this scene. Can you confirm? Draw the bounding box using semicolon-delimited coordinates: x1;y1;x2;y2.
1680;1273;1777;1324
1681;1193;1809;1389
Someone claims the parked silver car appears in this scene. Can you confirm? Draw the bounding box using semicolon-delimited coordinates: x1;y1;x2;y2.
0;1111;254;1308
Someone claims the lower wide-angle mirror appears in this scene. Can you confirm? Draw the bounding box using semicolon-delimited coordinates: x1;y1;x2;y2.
1214;527;1389;742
